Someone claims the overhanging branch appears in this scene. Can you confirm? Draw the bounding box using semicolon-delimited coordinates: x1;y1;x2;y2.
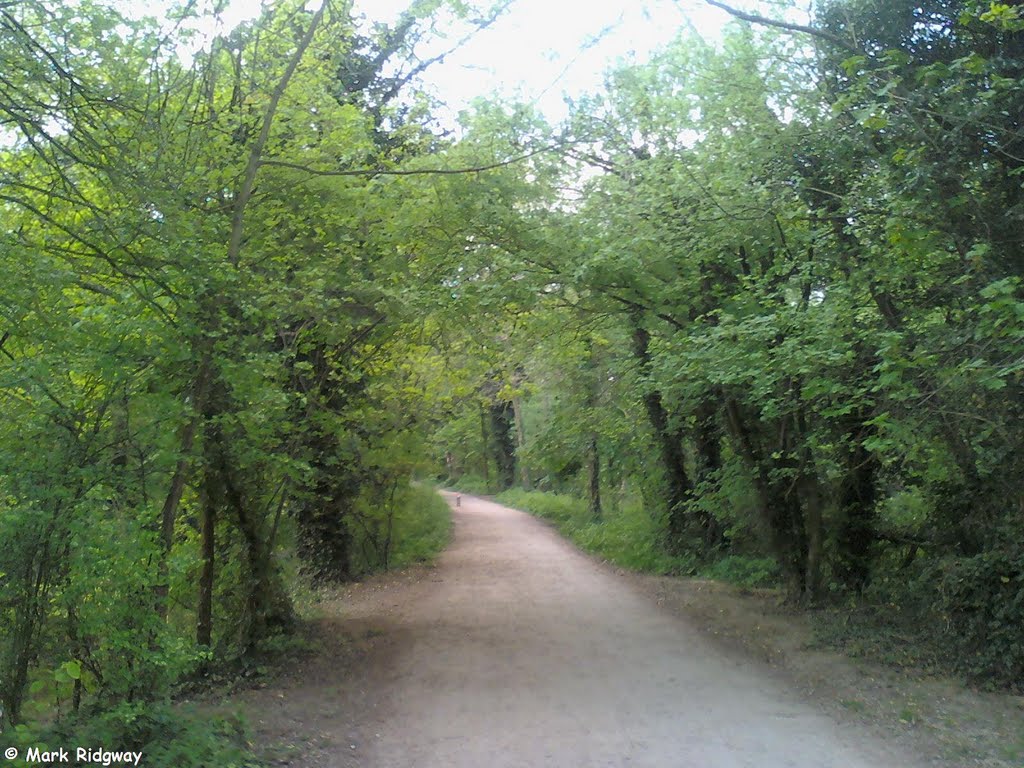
696;0;860;55
258;144;561;178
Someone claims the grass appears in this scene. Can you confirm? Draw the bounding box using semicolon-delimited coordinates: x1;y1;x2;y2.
494;489;785;589
840;698;868;714
444;474;493;495
1000;736;1024;763
898;704;921;725
388;484;453;569
808;598;949;675
701;554;779;588
494;489;698;575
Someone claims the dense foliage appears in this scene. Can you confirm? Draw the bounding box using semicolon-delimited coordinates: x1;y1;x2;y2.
436;2;1024;689
2;0;1023;752
0;0;478;750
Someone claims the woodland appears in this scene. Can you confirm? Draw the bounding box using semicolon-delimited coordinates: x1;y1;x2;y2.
1;0;1023;760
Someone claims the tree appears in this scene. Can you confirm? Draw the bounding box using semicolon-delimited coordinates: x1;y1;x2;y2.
0;0;515;728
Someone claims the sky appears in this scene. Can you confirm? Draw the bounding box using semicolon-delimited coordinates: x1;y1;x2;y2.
119;0;741;124
353;0;736;123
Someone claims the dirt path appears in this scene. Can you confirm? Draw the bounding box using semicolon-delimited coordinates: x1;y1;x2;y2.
242;493;930;767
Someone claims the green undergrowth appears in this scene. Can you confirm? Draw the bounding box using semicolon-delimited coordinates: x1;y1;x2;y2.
0;703;259;768
0;487;452;766
494;489;696;575
810;551;1024;691
809;562;950;675
309;482;453;582
291;483;452;621
810;601;948;676
701;555;780;588
444;474;493;495
495;489;782;588
387;484;453;569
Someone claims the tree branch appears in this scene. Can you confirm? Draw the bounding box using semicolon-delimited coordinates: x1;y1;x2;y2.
258;144;561;178
228;2;326;267
696;0;860;55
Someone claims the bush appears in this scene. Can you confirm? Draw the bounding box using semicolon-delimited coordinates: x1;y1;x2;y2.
346;483;452;576
811;545;1024;687
932;548;1024;689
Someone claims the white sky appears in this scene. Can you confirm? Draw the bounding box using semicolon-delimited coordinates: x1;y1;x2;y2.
118;0;739;123
354;0;735;123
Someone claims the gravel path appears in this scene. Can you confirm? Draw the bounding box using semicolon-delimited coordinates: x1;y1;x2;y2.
352;492;923;768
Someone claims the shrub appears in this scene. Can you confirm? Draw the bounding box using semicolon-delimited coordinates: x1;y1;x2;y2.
346;483;452;576
932;548;1024;689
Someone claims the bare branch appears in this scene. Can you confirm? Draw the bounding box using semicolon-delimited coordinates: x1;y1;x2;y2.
696;0;860;55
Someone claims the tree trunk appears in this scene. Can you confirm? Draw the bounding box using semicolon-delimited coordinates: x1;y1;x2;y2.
723;397;809;595
693;397;725;548
219;455;294;646
294;468;357;583
201;374;293;644
155;354;212;620
489;400;517;491
581;338;604;520
835;414;879;591
287;335;363;583
196;373;224;648
512;395;530;489
795;407;823;601
479;402;490;489
3;565;43;725
196;443;217;647
801;475;823;601
630;318;691;547
587;434;602;520
3;504;66;726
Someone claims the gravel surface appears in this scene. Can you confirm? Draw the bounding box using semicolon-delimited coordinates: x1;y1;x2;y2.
326;492;926;768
